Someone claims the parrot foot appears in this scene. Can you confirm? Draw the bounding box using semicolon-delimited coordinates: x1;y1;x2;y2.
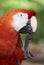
24;50;35;60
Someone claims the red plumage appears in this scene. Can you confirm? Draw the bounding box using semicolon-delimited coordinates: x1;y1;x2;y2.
0;9;36;65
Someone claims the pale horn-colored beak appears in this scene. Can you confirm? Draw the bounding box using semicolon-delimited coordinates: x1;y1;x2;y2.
30;16;37;32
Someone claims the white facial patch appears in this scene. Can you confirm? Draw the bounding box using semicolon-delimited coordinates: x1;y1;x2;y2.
30;16;37;32
12;12;28;31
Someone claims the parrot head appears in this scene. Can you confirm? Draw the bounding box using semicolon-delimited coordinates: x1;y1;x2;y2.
3;9;37;34
11;9;37;33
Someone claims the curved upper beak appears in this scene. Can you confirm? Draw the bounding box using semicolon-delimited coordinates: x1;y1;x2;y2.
30;16;37;32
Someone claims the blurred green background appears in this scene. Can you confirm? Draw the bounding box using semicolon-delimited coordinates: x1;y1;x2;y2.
0;0;44;44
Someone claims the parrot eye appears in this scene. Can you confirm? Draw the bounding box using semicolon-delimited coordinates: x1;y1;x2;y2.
20;14;22;16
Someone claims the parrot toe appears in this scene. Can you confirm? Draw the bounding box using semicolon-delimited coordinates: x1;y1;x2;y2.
24;50;35;60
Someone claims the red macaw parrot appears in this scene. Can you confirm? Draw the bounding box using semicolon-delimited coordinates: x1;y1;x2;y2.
0;9;37;65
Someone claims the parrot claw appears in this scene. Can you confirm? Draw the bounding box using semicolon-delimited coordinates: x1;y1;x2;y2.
24;50;34;60
29;50;35;57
